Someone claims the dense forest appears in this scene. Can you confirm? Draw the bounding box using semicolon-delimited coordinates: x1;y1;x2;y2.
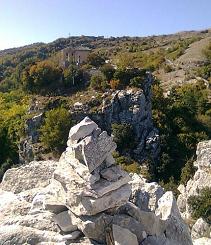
0;31;210;194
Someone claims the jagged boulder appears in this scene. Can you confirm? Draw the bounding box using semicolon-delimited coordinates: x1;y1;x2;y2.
191;218;210;240
112;224;139;245
178;141;211;218
129;173;164;212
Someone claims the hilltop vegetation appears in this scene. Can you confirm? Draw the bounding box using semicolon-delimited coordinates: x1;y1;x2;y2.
0;30;210;192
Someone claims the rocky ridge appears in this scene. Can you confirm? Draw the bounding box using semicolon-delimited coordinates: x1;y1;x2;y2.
19;73;159;165
177;140;211;243
1;117;191;244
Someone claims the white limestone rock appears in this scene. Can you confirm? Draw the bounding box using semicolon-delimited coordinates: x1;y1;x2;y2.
73;130;117;173
129;173;164;212
193;237;211;245
177;140;211;221
191;218;210;240
156;191;192;245
0;225;78;244
112;214;146;242
29;179;67;214
54;158;131;216
66;183;131;216
112;224;138;245
67;116;98;145
120;202;165;236
68;211;113;242
52;211;78;232
0;160;59;194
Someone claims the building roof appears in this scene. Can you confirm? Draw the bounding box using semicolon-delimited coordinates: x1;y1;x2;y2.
62;46;91;52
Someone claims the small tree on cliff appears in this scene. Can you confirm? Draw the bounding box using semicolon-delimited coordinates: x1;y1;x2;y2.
39;108;72;152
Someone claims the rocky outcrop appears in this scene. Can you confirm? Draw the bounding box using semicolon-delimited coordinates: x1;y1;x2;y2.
177;140;211;242
19;112;44;164
102;72;160;161
19;72;159;165
1;118;190;244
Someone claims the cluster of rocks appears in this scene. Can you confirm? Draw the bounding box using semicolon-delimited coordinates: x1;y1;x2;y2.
177;140;211;243
19;72;159;165
102;72;160;161
1;118;191;244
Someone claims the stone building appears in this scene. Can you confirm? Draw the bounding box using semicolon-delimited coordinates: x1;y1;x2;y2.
61;46;91;67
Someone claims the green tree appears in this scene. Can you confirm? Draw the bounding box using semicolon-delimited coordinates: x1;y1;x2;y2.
90;73;107;91
22;61;63;94
39;108;72;152
63;64;84;87
180;158;196;185
87;53;105;67
100;64;115;81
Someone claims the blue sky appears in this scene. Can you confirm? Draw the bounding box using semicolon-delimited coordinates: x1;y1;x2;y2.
0;0;210;50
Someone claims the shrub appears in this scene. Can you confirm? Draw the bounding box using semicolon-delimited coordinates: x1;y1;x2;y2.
111;123;134;152
22;61;63;94
160;177;180;198
129;76;145;88
90;73;107;91
100;64;115;81
63;65;84;88
188;187;211;223
87;53;105;67
39;108;72;152
163;64;173;73
113;152;141;174
180;158;197;185
110;79;120;89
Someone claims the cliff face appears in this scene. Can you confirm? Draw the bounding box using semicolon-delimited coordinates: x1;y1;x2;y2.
0;117;191;245
102;72;159;162
177;140;211;242
19;72;159;164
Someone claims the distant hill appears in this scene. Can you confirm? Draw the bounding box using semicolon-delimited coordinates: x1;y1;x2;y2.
0;28;210;91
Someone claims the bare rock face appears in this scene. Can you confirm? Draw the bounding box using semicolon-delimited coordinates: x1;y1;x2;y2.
129;173;164;212
102;73;160;162
112;224;139;245
191;218;210;240
0;117;192;245
177;140;211;241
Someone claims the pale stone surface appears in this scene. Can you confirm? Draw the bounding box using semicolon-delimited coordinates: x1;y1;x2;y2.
156;191;192;245
68;211;113;242
112;214;146;242
53;211;78;232
120;202;165;236
177;140;211;240
0;160;58;194
193;237;211;245
29;179;67;214
0;189;31;224
0;225;76;244
65;184;131;216
68;116;98;144
54;156;131;216
112;224;138;245
191;218;210;240
0;118;195;245
129;173;164;212
75;130;117;172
